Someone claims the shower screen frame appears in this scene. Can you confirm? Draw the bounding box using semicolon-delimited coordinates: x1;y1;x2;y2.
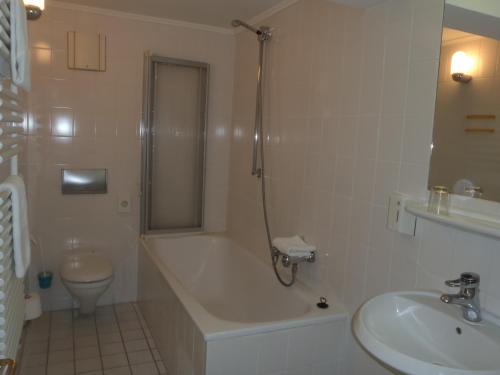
140;54;209;235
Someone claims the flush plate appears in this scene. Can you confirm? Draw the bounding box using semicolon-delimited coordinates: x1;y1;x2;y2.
61;169;107;194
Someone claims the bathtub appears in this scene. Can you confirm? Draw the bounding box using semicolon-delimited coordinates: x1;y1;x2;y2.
138;233;348;375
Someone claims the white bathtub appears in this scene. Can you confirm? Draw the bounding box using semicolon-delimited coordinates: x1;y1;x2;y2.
138;233;348;375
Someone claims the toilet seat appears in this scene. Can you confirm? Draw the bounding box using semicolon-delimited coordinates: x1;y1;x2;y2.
62;276;113;289
60;252;113;283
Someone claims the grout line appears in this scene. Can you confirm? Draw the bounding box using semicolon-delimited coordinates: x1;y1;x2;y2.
71;310;76;375
91;309;105;375
45;311;51;375
21;304;164;375
112;304;133;369
132;303;161;374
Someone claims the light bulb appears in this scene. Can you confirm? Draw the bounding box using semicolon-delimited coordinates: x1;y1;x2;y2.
451;51;473;83
23;0;44;10
24;0;44;20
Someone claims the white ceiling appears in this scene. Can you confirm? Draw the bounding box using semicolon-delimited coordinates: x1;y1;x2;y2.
49;0;285;28
442;27;475;43
50;0;386;29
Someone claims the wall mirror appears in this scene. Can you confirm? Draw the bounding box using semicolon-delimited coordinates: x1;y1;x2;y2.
429;1;500;202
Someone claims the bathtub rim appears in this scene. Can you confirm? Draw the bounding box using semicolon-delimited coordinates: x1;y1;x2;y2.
139;232;348;341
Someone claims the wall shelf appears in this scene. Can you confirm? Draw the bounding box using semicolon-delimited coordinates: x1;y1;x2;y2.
405;201;500;239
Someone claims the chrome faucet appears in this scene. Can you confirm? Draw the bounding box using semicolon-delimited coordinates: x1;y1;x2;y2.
440;272;482;323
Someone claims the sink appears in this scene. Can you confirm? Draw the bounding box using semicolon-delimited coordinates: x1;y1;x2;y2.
352;291;500;375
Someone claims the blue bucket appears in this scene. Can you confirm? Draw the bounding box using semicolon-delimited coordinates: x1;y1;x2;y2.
38;271;53;289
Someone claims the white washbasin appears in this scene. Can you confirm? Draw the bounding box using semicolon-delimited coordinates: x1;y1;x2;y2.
352;291;500;375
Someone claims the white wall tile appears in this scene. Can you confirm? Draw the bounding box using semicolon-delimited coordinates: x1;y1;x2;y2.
224;1;493;375
206;336;259;375
256;330;289;375
405;59;440;117
28;5;234;309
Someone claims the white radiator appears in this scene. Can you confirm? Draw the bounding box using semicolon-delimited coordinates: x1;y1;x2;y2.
0;1;10;80
0;189;23;359
0;0;28;363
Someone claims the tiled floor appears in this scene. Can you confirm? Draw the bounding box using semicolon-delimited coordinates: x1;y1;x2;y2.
19;303;167;375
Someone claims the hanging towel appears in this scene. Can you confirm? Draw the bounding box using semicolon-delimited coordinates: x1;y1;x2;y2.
0;175;30;278
272;235;316;257
10;0;30;90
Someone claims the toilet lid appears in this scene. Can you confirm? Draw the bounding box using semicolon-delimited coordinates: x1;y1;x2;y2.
60;252;113;283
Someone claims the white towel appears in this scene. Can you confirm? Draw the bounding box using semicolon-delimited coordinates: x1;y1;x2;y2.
0;175;30;278
272;235;316;257
10;0;30;90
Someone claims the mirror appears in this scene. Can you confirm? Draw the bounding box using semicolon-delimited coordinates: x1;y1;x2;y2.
428;0;500;202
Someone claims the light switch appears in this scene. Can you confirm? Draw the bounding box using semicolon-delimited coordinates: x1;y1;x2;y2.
387;192;417;236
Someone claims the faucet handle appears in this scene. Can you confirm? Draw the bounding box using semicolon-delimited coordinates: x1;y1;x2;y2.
445;278;462;287
445;272;480;288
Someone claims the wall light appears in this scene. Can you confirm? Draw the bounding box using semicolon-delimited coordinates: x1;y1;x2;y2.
451;51;473;83
23;0;44;21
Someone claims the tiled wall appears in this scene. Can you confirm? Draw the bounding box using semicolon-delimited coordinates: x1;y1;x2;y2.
429;29;500;201
227;0;500;373
205;318;347;375
137;243;205;375
26;4;234;310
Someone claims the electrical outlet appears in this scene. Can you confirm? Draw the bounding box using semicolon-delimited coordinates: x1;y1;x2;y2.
118;193;131;213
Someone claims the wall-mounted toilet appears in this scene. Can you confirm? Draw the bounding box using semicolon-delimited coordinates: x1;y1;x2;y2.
60;252;114;314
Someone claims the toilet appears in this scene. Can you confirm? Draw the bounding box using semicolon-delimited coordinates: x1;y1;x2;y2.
60;252;114;314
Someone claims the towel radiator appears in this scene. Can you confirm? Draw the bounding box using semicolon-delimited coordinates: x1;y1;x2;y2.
0;1;10;80
0;0;28;366
0;78;25;363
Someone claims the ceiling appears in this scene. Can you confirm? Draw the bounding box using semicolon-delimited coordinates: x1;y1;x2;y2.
442;27;476;43
49;0;285;28
50;0;385;29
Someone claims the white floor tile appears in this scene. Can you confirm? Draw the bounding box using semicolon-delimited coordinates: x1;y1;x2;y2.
76;346;100;360
99;332;122;344
20;305;164;375
75;336;99;350
47;361;75;375
124;339;148;353
104;367;131;375
121;330;144;342
23;353;47;367
127;350;153;365
102;353;128;369
130;362;158;375
75;357;102;373
101;342;125;356
49;349;74;365
50;338;74;351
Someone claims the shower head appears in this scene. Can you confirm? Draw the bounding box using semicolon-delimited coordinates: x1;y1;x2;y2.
231;19;243;28
231;19;272;41
231;19;264;36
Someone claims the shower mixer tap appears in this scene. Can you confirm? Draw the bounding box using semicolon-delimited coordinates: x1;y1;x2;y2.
272;247;316;268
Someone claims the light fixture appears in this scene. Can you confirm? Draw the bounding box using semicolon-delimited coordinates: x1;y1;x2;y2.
451;51;473;83
23;0;44;21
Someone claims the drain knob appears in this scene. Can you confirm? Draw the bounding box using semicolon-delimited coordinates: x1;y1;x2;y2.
317;297;329;309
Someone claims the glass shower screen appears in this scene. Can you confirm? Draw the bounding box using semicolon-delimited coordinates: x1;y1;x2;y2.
141;55;209;233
